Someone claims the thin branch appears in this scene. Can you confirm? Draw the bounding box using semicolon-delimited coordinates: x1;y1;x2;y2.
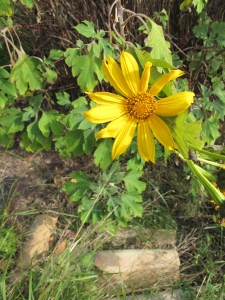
108;0;119;43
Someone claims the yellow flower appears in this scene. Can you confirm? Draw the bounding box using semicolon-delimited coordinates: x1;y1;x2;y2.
84;51;195;162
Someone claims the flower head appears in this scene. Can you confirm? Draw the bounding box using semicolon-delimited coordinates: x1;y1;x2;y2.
84;51;194;163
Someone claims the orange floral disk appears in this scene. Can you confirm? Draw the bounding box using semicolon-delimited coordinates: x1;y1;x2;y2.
84;51;195;163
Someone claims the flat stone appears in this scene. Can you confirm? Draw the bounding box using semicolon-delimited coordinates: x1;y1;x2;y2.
94;249;180;292
19;214;57;269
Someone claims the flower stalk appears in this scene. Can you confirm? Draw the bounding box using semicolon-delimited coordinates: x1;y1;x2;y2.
186;159;225;205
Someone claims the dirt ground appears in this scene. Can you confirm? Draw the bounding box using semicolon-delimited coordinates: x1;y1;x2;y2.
1;145;225;296
0;147;93;213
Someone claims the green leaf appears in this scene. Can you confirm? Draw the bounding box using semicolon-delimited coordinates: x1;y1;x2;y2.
211;100;225;120
0;92;8;113
0;16;13;27
27;122;41;144
121;192;143;218
76;39;84;48
29;94;43;108
98;38;115;58
0;67;9;79
0;108;24;133
22;106;36;121
126;154;145;171
172;111;202;158
100;220;119;235
91;42;101;58
193;0;207;14
64;100;87;130
83;128;96;154
123;170;146;193
98;182;119;198
27;120;51;150
211;21;225;35
135;49;174;70
72;96;88;108
68;111;86;130
0;68;17;97
94;139;113;170
0;127;13;147
193;24;208;39
212;81;225;100
93;162;124;198
107;196;124;220
78;197;104;224
43;57;54;68
10;54;43;95
39;111;64;137
74;21;96;38
64;48;80;66
65;171;91;202
78;118;96;130
202;115;220;144
49;49;64;60
62;130;84;156
65;50;103;91
0;0;13;16
56;92;72;107
43;68;57;83
143;20;172;64
102;162;125;185
20;0;35;9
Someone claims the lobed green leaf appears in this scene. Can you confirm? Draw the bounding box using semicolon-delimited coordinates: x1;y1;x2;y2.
172;111;202;158
0;0;13;16
10;54;44;95
39;111;64;137
20;0;35;9
141;19;172;64
94;139;113;170
65;171;91;202
74;21;96;38
123;170;146;193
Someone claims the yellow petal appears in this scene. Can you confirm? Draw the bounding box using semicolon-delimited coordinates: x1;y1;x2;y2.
149;70;185;96
121;51;140;94
148;115;177;150
86;92;125;105
155;92;195;116
84;104;124;124
102;56;132;97
112;119;137;159
96;116;128;139
140;62;152;92
137;122;155;163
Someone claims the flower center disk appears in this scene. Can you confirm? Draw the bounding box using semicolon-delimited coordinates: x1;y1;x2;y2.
126;92;157;121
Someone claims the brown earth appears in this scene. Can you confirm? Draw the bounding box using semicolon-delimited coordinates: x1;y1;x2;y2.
0;147;92;213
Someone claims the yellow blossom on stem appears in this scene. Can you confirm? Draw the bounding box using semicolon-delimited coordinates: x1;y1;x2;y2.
84;51;195;163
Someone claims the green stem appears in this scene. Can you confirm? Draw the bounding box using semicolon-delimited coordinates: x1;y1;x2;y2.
190;145;225;161
186;159;225;205
197;158;225;169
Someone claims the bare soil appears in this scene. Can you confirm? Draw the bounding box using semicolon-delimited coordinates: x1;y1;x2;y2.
0;147;93;214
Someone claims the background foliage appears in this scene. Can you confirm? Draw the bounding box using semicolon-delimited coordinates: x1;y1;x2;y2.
0;0;225;224
0;0;225;299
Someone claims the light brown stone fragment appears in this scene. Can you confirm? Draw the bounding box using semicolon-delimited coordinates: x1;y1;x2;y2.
19;214;57;269
94;249;180;291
